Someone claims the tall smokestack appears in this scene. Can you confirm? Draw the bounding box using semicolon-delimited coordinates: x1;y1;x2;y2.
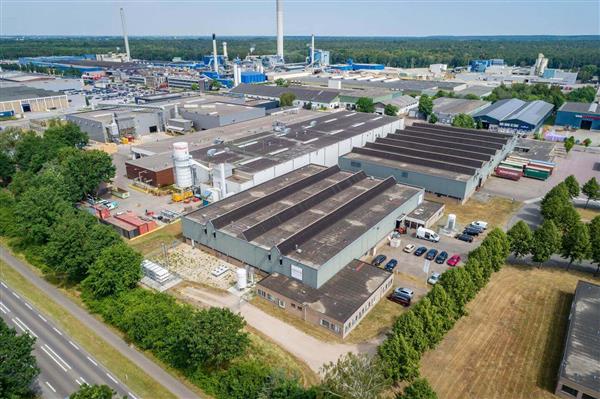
276;0;284;60
310;34;315;67
120;8;131;61
222;42;228;60
212;33;219;73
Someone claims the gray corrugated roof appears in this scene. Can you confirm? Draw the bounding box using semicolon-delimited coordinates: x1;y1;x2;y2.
230;83;340;103
472;98;526;122
0;85;64;102
559;102;600;115
558;280;600;393
504;100;554;126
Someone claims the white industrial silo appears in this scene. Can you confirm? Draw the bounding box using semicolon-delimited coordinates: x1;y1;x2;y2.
446;214;457;231
236;268;247;290
172;142;193;188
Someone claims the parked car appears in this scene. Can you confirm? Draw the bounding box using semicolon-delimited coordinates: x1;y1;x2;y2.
471;220;488;230
463;227;481;236
467;223;485;233
384;259;398;272
427;272;441;285
403;244;416;253
414;246;428;257
372;254;387;267
395;287;414;298
416;226;440;242
447;254;461;267
425;248;438;260
435;251;448;264
388;290;411;307
457;233;474;243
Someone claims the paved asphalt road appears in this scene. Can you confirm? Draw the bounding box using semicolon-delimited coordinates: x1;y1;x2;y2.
0;280;134;399
0;247;200;399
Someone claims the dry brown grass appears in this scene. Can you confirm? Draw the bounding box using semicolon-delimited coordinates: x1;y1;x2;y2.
128;220;182;256
429;195;522;230
575;206;600;222
420;265;600;399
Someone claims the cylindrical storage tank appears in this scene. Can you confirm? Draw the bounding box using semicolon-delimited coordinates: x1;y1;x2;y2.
236;268;247;290
446;214;456;230
172;142;193;188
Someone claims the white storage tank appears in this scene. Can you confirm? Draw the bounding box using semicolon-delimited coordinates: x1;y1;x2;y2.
172;142;193;188
236;268;247;290
446;214;457;231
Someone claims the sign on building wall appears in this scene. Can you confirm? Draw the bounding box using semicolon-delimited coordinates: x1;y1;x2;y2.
291;264;303;281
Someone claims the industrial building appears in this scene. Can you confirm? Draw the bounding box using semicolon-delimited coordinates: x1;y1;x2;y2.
339;123;517;203
0;85;69;114
555;280;600;399
555;102;600;130
473;99;553;134
176;101;265;130
182;164;423;337
230;83;341;109
125;111;402;195
432;97;491;125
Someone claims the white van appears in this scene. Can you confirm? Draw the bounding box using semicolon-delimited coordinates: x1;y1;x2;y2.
416;227;440;242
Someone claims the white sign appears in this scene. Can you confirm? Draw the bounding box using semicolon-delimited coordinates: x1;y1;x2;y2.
423;260;430;274
291;265;303;281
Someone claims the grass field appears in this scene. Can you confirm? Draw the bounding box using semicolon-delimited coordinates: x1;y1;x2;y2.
420;265;600;399
575;205;600;222
431;195;522;230
128;220;182;256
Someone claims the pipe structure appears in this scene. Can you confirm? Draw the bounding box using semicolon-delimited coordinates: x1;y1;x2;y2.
120;8;131;61
276;0;284;60
212;33;219;73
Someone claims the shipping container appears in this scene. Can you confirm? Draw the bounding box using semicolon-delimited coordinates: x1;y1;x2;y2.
499;163;524;174
495;167;521;181
524;168;550;180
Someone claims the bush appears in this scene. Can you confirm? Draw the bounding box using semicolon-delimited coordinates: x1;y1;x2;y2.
397;378;438;399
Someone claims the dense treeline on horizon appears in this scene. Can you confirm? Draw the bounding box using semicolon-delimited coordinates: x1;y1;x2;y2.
1;36;599;69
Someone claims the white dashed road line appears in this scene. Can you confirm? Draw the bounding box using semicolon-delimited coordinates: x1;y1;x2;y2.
69;340;80;350
38;313;47;322
86;356;98;366
52;327;63;336
106;373;119;384
45;381;57;393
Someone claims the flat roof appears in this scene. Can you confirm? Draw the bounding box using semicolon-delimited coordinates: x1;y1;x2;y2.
230;83;341;103
558;280;600;393
126;152;173;172
513;138;556;162
558;102;600;116
179;101;259;117
406;200;445;223
0;84;64;102
292;75;462;93
454;85;494;98
186;164;421;268
258;260;391;323
433;97;490;115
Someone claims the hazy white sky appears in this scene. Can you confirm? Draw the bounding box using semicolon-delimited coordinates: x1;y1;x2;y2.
1;0;599;36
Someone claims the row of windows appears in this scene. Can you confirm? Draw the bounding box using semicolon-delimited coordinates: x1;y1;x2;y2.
257;289;303;311
560;384;598;399
344;278;393;333
320;318;340;333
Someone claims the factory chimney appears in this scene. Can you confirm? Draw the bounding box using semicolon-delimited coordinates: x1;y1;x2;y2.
310;34;315;68
212;33;219;73
222;42;228;60
276;0;284;60
120;8;131;61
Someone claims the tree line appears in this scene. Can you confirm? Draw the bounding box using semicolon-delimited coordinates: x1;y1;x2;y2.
507;176;600;273
2;36;599;72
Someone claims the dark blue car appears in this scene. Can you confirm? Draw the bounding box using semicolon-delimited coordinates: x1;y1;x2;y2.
425;248;439;260
414;246;428;257
435;251;448;264
384;259;398;272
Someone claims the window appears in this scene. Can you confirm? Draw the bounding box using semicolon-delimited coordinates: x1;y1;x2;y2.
204;228;207;235
291;303;296;309
268;254;272;261
279;258;283;265
582;394;598;399
278;300;285;308
213;232;216;238
560;385;578;397
297;305;302;311
350;161;362;168
320;319;330;328
401;171;408;178
267;293;274;302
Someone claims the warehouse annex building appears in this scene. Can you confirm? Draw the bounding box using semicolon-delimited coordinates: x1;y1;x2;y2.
0;85;70;114
339;123;517;203
555;280;600;399
230;83;341;110
432;97;490;125
473;98;553;134
182;164;424;338
555;102;600;130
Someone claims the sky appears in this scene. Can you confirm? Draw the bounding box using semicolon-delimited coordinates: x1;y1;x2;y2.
1;0;599;37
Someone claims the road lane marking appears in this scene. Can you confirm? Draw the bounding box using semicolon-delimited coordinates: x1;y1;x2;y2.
41;346;68;372
11;318;26;333
128;392;138;399
0;281;7;288
52;327;63;336
12;291;20;299
69;340;80;350
86;356;98;366
45;381;57;393
106;372;118;384
80;377;87;384
13;317;38;338
38;314;47;322
75;378;82;386
0;302;9;314
44;345;72;370
24;302;33;310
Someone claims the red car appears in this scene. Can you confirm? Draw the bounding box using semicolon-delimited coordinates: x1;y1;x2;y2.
447;255;461;267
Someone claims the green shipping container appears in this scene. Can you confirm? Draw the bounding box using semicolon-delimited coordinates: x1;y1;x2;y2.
524;168;550;180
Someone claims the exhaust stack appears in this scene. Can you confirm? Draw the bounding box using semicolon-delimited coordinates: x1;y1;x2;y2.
276;0;284;60
222;42;228;60
120;8;131;61
212;33;219;73
310;34;315;67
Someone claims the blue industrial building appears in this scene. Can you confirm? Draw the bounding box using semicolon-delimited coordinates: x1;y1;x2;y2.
18;56;103;73
473;98;553;134
241;71;266;84
328;59;385;72
556;102;600;130
469;59;505;72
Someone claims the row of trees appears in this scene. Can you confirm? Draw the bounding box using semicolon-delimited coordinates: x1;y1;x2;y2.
1;318;39;398
507;176;600;272
484;84;597;111
0;124;313;399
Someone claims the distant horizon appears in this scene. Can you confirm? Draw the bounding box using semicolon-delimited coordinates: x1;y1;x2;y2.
3;34;599;39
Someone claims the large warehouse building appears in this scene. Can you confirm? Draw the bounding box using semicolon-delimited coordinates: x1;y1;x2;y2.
555;102;600;130
0;85;69;114
339;123;517;203
432;97;490;125
473;98;553;134
555;280;600;399
182;164;423;337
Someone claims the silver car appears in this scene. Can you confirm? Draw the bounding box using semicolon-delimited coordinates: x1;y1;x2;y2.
427;272;441;285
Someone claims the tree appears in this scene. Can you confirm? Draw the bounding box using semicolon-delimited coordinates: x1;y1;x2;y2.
396;378;438;399
566;85;597;102
44;122;88;149
463;94;480;100
279;92;296;107
540;192;569;223
576;65;598;83
564;137;575;153
412;297;445;349
439;267;476;315
69;384;115;399
274;78;288;87
583;138;592;148
0;319;39;399
507;221;533;258
384;104;399;116
589;216;600;275
560;222;591;268
564;175;580;198
209;79;222;91
531;220;561;266
428;113;438;124
356;97;375;113
451;113;476;129
555;204;581;234
377;333;420;383
58;148;116;201
391;311;428;354
0;151;15;186
427;284;457;329
582;177;600;208
320;353;390;399
190;82;199;91
82;242;142;299
418;95;433;117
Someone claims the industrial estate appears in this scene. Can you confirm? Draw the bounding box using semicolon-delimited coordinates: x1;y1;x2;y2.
0;2;599;399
